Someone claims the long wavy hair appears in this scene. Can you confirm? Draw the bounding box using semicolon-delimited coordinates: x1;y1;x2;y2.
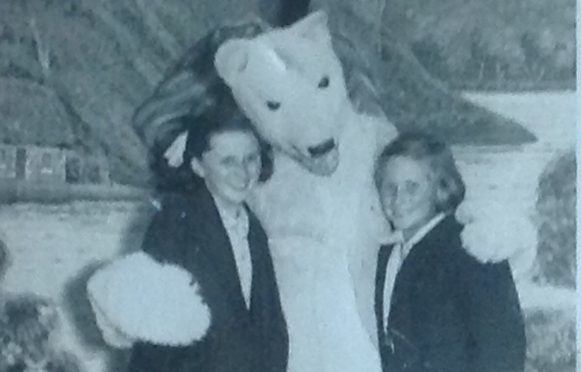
133;19;268;152
132;10;386;192
133;20;268;193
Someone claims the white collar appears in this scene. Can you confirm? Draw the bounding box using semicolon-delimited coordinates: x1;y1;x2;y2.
212;195;249;236
399;213;446;257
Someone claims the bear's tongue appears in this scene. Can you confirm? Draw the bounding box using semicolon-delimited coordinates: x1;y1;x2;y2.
305;147;339;176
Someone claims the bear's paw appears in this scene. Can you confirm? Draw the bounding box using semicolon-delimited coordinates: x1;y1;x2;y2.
87;252;211;348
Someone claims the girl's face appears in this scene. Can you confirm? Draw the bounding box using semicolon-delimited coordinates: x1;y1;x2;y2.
191;130;262;209
378;155;439;240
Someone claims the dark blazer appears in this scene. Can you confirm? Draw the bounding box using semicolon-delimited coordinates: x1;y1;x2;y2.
375;215;526;372
127;185;288;372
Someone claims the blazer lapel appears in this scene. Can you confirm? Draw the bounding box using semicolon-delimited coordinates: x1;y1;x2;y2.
184;187;249;313
375;244;395;354
392;215;462;293
387;215;463;332
246;208;270;316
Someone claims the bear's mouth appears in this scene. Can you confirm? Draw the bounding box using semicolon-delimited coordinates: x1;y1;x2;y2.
294;139;339;176
307;139;336;158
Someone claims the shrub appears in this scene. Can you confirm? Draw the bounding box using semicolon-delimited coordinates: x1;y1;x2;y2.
533;150;576;287
0;294;83;372
525;308;575;372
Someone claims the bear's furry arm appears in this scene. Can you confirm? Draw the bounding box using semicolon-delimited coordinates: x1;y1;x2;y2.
87;194;211;348
456;199;537;279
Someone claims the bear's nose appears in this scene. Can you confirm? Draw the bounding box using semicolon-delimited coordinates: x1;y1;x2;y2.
308;139;336;158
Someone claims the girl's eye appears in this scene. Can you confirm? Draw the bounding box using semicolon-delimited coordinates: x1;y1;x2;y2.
318;76;330;89
404;181;419;194
246;154;260;164
266;100;281;111
382;184;397;196
221;157;237;166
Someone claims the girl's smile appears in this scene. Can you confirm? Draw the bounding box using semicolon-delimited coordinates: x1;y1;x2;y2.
377;155;439;241
191;130;262;210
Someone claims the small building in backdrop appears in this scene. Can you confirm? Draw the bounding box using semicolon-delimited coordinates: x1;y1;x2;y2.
0;144;110;185
0;146;18;179
65;152;110;184
0;78;111;186
25;146;67;183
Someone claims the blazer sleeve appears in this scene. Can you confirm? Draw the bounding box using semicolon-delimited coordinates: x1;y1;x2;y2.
460;257;526;372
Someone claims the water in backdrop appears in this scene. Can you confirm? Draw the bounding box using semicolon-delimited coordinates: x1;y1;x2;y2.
457;91;575;211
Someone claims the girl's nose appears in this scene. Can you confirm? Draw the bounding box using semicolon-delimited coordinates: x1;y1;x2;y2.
391;187;401;202
392;187;409;206
233;163;251;183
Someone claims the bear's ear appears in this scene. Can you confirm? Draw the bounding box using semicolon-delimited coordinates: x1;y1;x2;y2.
290;10;331;43
215;39;251;84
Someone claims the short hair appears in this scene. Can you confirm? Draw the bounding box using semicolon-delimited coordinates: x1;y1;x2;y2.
374;132;466;214
152;84;273;194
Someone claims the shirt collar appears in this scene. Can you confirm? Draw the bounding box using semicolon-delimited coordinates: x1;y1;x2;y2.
212;195;249;237
399;213;446;257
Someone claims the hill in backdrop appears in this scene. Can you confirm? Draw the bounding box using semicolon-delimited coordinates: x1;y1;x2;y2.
0;0;548;185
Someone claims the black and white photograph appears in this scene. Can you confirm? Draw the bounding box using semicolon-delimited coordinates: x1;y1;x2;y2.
0;0;575;371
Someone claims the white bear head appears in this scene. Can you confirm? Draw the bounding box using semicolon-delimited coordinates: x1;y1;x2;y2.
215;11;351;176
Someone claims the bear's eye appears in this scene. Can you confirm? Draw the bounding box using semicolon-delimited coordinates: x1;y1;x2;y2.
266;100;281;111
318;76;330;89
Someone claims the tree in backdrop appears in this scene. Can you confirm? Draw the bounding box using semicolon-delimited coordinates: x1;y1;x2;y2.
382;0;575;89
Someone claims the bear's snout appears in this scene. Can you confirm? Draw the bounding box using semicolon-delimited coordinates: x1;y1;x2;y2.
307;139;336;158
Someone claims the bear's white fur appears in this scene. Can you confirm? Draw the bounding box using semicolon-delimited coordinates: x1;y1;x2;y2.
213;11;534;372
87;252;211;348
215;11;351;176
215;12;395;372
